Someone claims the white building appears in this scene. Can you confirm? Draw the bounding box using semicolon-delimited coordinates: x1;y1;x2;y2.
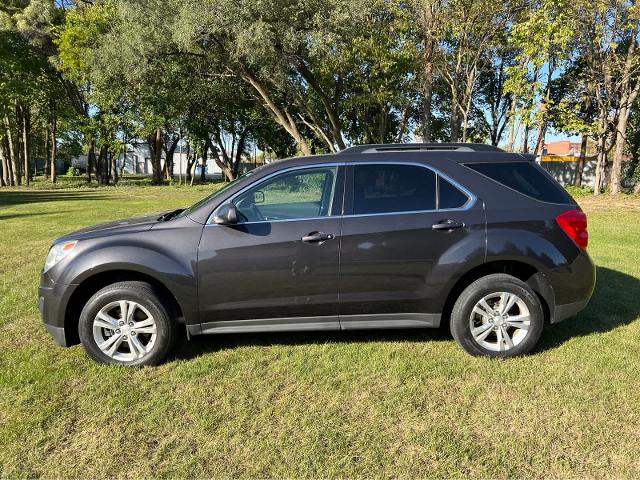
67;140;260;179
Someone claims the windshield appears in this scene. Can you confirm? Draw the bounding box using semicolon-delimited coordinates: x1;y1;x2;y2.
179;168;262;218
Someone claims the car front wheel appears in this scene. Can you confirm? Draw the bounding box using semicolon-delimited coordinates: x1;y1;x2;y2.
450;274;544;357
78;281;177;366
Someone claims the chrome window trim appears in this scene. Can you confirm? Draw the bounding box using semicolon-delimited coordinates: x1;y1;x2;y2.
205;163;344;225
347;161;476;216
206;160;477;225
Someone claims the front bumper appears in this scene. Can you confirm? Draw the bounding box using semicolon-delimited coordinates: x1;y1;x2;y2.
39;277;75;347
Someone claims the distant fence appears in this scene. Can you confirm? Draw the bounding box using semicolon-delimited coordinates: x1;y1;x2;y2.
540;159;599;188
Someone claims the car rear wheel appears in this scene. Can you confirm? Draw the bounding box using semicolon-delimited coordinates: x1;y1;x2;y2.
78;281;177;366
450;274;544;357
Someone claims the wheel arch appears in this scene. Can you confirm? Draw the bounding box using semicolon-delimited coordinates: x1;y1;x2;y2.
63;270;186;346
441;260;554;330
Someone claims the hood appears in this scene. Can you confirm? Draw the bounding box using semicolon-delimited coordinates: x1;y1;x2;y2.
55;212;166;243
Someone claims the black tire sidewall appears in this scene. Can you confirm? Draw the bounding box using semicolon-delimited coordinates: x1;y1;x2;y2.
451;274;544;357
78;282;175;366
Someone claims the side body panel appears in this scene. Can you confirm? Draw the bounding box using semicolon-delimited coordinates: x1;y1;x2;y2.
338;206;487;325
196;217;342;330
338;161;487;328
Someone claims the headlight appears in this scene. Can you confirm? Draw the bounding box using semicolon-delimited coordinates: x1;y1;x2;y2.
43;240;78;273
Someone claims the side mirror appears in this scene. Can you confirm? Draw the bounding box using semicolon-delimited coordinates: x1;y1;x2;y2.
213;203;238;225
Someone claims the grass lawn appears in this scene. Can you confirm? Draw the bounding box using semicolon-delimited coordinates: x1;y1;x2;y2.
1;185;640;478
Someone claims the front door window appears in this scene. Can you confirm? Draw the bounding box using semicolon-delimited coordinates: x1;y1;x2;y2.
233;166;338;222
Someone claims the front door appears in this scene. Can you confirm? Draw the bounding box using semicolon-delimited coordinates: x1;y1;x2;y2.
197;165;344;333
339;162;485;329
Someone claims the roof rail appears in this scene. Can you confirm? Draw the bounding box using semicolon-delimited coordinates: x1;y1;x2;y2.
337;143;504;154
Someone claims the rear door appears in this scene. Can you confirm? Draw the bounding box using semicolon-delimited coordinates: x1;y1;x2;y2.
197;164;345;332
338;162;485;329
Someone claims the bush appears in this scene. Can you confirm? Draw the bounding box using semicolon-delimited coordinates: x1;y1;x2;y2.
565;185;594;197
66;166;81;177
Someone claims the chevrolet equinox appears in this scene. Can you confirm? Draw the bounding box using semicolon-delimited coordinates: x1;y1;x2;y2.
39;143;596;365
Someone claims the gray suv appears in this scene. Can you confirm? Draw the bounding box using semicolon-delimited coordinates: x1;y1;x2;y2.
39;143;596;366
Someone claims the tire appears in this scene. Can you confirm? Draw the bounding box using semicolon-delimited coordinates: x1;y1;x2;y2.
450;274;544;358
78;281;177;366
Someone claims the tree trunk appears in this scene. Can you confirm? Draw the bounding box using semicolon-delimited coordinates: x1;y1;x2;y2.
507;103;518;152
460;69;478;143
4;116;19;186
594;133;607;195
0;139;9;186
377;106;388;143
241;67;311;155
120;144;127;177
200;140;209;184
20;105;31;186
94;144;103;183
106;150;112;184
534;62;555;156
44;124;50;179
610;25;639;194
575;133;588;187
609;107;631;194
148;128;164;185
97;145;109;184
111;149;119;184
450;104;460;142
522;124;531;154
396;103;412;142
421;38;434;142
50;119;57;184
164;137;179;182
609;87;639;194
87;138;96;183
185;143;195;184
210;135;235;182
200;149;207;182
294;59;346;150
233;130;248;179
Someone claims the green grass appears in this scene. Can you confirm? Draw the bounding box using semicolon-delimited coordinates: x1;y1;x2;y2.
1;187;639;478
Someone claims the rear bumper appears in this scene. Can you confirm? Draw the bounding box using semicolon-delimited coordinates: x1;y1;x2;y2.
549;250;596;324
553;298;591;324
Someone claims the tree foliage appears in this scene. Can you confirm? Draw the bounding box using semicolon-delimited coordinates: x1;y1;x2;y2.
0;0;639;192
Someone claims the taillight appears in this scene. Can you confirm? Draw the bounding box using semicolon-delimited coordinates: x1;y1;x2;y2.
556;209;588;250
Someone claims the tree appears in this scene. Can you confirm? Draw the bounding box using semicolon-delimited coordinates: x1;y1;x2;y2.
477;47;516;146
548;58;597;186
505;0;576;156
432;0;521;142
571;0;640;194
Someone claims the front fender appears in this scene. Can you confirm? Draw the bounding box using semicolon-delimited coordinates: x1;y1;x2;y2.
46;221;202;327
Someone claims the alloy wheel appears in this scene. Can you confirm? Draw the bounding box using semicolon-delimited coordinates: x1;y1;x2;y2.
469;292;531;352
92;300;158;362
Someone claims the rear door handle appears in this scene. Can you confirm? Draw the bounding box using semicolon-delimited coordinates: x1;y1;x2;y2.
432;219;465;231
301;232;335;243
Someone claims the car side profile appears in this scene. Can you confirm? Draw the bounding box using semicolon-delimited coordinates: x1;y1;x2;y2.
39;143;596;366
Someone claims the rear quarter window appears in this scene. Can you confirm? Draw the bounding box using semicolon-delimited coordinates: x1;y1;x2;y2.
465;161;573;204
439;176;469;209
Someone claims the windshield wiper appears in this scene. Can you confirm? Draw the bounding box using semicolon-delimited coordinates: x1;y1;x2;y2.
158;208;185;221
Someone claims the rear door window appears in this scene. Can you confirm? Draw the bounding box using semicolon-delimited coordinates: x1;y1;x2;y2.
466;161;572;204
352;164;436;214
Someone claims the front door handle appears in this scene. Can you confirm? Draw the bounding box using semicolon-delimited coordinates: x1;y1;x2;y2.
301;232;335;243
432;219;465;231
